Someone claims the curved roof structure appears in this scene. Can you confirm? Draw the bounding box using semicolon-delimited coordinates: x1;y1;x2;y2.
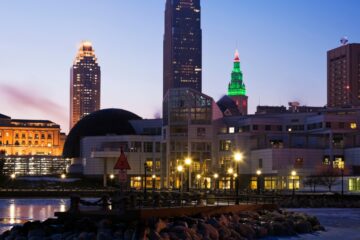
63;108;141;158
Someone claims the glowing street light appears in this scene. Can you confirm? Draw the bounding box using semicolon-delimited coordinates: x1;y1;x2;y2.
10;173;16;179
291;170;297;196
184;157;192;192
177;165;184;192
256;169;262;194
152;174;156;190
213;173;219;190
233;151;243;204
109;174;115;179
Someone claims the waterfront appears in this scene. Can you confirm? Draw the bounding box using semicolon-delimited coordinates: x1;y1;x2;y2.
1;199;360;240
0;199;68;234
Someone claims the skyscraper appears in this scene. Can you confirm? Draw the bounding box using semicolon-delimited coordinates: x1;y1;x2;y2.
163;0;202;97
70;41;101;129
228;50;248;115
327;43;360;108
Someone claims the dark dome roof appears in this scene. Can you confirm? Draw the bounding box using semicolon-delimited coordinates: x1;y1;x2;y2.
63;108;141;158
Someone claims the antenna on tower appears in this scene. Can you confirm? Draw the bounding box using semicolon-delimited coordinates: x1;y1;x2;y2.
340;36;348;46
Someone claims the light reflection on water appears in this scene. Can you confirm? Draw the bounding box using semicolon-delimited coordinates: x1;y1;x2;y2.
0;199;69;234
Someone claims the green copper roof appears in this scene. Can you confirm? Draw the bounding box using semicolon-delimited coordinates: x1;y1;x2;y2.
228;50;246;96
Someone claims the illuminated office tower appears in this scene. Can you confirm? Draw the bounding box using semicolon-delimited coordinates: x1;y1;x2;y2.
163;0;202;97
70;41;101;129
227;50;248;115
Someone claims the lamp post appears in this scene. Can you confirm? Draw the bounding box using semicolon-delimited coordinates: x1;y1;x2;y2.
109;174;114;187
291;170;297;197
60;173;66;191
10;173;16;190
185;158;192;192
234;152;243;204
227;167;234;193
339;161;345;196
256;169;262;195
144;163;148;200
177;165;184;192
152;174;156;191
213;173;219;191
196;174;201;189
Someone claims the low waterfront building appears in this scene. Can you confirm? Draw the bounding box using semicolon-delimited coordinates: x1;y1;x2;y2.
0;113;67;176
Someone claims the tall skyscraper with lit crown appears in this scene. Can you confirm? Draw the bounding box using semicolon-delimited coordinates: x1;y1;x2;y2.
163;0;202;97
70;41;101;129
228;50;248;115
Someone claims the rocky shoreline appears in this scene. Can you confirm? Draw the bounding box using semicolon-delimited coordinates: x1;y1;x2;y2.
0;209;324;240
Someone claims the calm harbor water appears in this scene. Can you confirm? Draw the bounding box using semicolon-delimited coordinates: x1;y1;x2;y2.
0;198;68;234
0;199;360;239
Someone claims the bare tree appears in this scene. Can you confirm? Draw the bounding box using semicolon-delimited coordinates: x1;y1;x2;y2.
303;175;321;192
318;166;339;192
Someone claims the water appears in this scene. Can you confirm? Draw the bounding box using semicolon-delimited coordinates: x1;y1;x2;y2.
268;208;360;240
1;200;360;239
0;198;68;233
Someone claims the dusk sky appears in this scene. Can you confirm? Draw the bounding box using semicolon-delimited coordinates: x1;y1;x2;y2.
0;0;359;133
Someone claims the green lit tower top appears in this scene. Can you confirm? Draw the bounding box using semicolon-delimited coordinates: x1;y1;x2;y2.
228;50;246;96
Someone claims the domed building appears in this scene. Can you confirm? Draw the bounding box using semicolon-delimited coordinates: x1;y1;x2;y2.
63;108;162;188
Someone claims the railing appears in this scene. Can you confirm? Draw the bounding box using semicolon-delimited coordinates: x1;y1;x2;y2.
67;192;279;212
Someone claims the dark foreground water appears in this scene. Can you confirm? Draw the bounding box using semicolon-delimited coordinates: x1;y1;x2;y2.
1;200;360;239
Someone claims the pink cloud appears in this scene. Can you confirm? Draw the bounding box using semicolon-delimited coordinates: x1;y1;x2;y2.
0;84;67;126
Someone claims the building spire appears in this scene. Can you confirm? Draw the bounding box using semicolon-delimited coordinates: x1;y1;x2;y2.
234;49;240;62
228;49;246;96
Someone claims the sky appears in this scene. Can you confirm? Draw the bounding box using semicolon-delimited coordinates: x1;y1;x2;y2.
0;0;359;133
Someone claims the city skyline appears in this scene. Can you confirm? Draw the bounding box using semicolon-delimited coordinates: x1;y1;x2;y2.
0;1;359;133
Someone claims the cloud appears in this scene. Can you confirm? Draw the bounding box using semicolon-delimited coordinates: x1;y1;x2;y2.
0;83;67;125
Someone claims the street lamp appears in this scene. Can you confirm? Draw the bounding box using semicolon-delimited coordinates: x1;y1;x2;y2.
291;170;297;196
213;173;219;190
185;157;192;192
177;165;184;192
256;169;262;195
196;174;201;189
152;174;156;190
339;161;345;196
234;152;243;204
144;163;148;200
10;173;16;190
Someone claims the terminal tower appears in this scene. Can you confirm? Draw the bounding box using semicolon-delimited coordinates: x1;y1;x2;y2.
227;50;248;115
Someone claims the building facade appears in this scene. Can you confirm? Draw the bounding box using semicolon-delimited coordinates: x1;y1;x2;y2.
0;113;67;176
327;43;360;108
163;0;202;96
0;113;65;156
70;41;101;129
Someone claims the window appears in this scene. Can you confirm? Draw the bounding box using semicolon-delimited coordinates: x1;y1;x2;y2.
253;125;258;131
15;133;19;139
155;142;161;152
228;127;235;134
350;123;357;129
22;134;26;138
323;156;330;165
219;140;232;151
41;134;45;139
197;127;206;137
143;142;153;153
146;159;153;169
258;158;263;168
326;122;331;128
47;134;52;139
339;122;345;129
265;125;271;131
294;158;304;168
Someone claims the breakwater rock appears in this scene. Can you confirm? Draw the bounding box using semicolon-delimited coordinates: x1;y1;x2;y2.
0;209;324;240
